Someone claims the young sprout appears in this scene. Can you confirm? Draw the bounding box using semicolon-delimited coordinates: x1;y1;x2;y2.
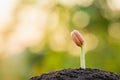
71;30;85;69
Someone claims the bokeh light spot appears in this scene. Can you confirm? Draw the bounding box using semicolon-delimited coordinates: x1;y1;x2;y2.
107;0;120;11
108;22;120;40
84;33;99;53
49;27;68;52
72;11;90;28
59;0;94;7
0;0;19;32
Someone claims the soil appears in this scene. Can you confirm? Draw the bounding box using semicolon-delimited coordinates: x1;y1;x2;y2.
29;68;120;80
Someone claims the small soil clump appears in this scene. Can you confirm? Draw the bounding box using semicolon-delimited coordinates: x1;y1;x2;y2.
30;68;120;80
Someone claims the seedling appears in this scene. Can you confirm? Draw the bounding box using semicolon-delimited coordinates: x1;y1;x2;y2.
71;30;85;69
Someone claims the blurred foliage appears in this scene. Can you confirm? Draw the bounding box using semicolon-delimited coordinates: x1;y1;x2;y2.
0;0;120;80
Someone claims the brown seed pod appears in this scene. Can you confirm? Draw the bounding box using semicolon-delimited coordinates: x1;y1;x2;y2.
71;30;84;47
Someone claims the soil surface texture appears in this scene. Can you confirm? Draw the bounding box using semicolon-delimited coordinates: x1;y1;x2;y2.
30;68;120;80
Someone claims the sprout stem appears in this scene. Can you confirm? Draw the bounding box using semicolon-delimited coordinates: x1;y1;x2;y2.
80;46;85;69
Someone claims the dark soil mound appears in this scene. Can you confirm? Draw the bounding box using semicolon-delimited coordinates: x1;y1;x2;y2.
30;68;120;80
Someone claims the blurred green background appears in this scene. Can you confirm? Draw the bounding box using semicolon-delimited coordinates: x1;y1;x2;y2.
0;0;120;80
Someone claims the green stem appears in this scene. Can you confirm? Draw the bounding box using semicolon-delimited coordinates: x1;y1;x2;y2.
80;46;85;69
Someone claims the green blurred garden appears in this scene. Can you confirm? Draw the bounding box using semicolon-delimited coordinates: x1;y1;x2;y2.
0;0;120;80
